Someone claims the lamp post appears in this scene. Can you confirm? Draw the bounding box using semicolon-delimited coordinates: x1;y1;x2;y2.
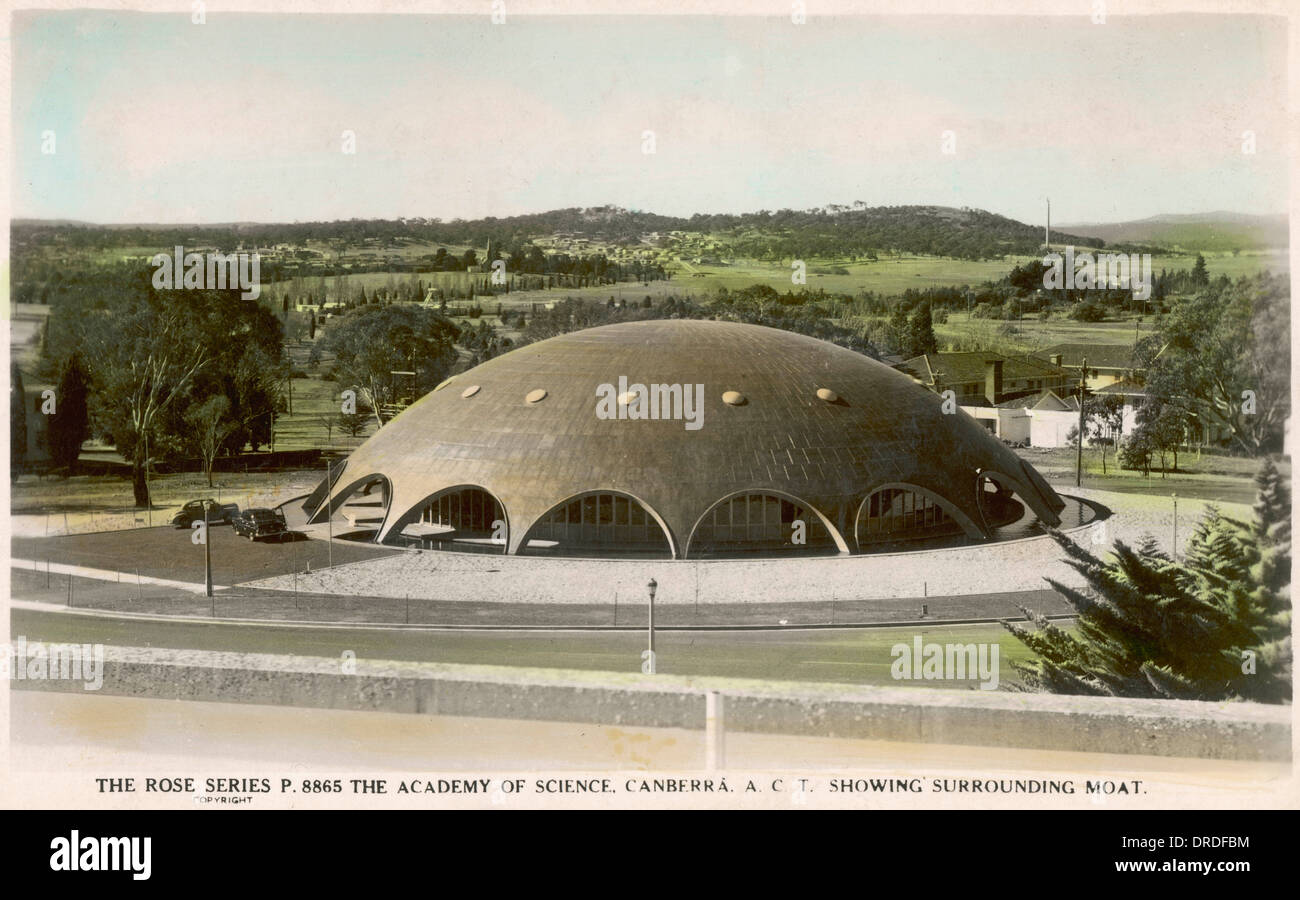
1075;359;1089;488
1171;493;1178;559
201;499;213;600
646;578;658;675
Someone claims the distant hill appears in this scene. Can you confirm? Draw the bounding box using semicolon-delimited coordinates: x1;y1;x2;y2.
11;204;1102;262
1057;212;1288;252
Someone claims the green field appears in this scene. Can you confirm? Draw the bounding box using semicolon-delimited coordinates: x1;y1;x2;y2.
265;246;1288;314
672;255;1038;295
929;309;1159;355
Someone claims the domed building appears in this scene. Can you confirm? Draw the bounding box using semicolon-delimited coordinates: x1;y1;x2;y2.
305;319;1066;558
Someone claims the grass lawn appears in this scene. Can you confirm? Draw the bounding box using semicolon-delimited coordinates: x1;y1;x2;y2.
671;255;1038;295
1023;446;1284;504
931;309;1158;355
11;468;324;517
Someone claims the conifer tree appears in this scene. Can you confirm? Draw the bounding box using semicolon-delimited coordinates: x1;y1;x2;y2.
1003;459;1291;702
47;354;90;472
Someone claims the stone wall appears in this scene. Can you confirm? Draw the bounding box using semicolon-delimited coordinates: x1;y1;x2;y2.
13;645;1290;762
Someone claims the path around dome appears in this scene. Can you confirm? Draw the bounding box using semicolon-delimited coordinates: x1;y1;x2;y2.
242;487;1232;608
9;488;1236;627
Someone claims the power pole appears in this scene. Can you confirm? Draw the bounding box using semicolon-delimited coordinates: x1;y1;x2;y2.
1075;358;1089;487
202;499;213;599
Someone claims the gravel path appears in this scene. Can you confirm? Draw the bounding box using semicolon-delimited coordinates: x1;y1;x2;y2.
242;489;1244;606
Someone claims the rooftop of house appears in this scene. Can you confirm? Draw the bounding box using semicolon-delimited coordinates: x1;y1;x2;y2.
1094;379;1148;396
897;351;1068;387
1037;343;1140;371
993;389;1081;411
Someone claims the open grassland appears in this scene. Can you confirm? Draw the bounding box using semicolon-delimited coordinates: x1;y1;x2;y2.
10;468;322;518
262;246;1288;314
929;310;1159;354
671;255;1038;294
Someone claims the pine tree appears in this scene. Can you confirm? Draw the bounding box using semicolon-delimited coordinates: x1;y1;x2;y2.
888;303;910;356
47;354;90;472
10;364;27;480
1003;460;1291;702
906;302;938;358
1191;253;1209;287
1239;458;1291;701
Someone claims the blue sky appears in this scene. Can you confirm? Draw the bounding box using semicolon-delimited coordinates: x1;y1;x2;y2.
11;11;1289;225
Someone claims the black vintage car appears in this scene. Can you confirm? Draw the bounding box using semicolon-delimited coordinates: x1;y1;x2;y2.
171;500;239;529
232;507;289;542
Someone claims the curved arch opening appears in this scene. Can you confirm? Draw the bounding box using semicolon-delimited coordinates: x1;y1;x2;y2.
687;491;847;559
385;485;508;553
308;473;392;540
977;473;1030;534
519;490;674;558
854;483;980;551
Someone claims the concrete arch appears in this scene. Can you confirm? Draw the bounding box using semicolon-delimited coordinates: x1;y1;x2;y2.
853;482;985;551
307;472;392;531
685;489;850;558
979;468;1062;529
384;484;510;553
515;489;677;558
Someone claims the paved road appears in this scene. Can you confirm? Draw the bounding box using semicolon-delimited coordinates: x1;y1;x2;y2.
9;565;1070;627
11;606;1041;688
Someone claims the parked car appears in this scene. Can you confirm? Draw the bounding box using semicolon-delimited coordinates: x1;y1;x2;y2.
232;507;289;542
171;500;239;529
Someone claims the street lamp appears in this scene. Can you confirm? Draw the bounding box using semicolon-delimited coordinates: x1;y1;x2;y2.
646;578;658;675
201;499;214;600
1171;493;1178;559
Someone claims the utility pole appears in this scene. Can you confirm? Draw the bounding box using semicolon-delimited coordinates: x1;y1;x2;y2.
144;429;152;528
203;499;213;598
1172;493;1178;559
646;578;658;675
1075;358;1089;488
326;457;334;569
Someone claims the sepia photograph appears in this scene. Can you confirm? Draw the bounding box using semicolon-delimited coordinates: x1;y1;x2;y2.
0;0;1295;860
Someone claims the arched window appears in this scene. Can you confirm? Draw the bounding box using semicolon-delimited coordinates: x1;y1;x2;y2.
521;491;672;558
384;485;507;552
689;493;839;558
856;485;968;548
420;487;501;535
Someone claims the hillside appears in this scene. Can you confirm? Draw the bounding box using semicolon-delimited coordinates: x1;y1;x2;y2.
1058;212;1288;252
12;203;1101;263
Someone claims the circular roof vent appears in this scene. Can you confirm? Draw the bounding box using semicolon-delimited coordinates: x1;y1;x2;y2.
461;385;480;399
722;390;747;406
525;389;548;404
617;391;639;405
434;378;454;392
816;387;839;402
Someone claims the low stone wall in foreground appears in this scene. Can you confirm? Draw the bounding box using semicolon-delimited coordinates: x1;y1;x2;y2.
13;646;1290;762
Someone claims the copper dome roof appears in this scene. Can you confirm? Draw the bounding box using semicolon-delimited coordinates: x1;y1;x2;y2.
310;319;1065;556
